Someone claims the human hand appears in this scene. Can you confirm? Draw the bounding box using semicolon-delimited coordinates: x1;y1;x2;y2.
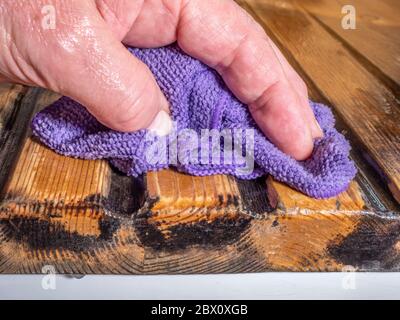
0;0;323;160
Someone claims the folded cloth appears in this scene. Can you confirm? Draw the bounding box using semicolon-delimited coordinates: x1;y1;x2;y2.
32;44;356;199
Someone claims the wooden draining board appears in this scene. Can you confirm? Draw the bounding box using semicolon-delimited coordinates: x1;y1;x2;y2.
0;0;399;274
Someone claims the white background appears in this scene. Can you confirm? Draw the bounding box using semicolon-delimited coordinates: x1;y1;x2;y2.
1;273;400;300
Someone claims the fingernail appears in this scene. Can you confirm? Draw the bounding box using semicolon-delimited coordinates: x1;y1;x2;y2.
148;110;172;136
313;120;324;138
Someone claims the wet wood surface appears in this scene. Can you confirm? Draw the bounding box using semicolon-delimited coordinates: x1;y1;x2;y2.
0;0;399;274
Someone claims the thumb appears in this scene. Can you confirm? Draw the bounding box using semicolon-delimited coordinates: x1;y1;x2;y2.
48;13;171;135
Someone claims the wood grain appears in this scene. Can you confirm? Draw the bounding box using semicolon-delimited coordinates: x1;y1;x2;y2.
244;0;400;203
146;171;245;231
1;161;399;273
141;170;272;249
0;84;26;132
0;86;116;242
299;0;400;86
0;84;32;191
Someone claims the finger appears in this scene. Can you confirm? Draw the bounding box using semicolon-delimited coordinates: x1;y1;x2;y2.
55;5;171;132
100;0;322;147
267;39;323;138
35;2;171;134
249;80;314;160
65;37;171;134
175;0;315;159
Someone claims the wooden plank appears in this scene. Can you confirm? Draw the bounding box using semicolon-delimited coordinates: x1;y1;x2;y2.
141;170;400;273
0;85;61;190
1;164;400;273
299;0;400;86
147;170;243;213
265;177;363;260
0;88;145;274
253;177;400;272
0;86;116;239
1;138;110;237
243;0;400;203
1;2;400;273
142;170;270;246
2;136;385;274
146;170;274;218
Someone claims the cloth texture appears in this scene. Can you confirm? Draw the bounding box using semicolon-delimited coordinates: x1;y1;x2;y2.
32;44;356;198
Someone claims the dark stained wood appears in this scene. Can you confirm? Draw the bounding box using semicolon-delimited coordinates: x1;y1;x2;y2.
1;0;400;274
0;86;60;192
0;84;32;191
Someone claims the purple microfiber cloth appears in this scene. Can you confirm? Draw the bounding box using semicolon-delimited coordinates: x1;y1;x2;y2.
32;44;356;199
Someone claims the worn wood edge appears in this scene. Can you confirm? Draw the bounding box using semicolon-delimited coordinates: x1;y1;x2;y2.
248;211;400;272
1;164;399;273
2;153;398;273
0;137;113;237
241;0;400;204
265;170;400;217
143;170;260;239
1;209;399;273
